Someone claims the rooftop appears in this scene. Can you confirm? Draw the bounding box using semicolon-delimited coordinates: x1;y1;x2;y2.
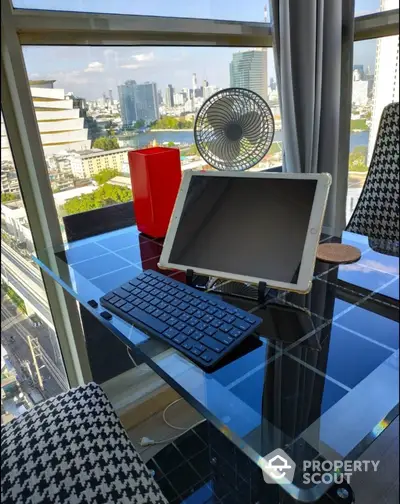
80;147;132;159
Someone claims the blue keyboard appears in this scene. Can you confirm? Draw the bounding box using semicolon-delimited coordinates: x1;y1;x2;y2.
100;270;262;369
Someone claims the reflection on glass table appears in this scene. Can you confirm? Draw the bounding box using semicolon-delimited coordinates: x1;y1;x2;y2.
33;226;399;502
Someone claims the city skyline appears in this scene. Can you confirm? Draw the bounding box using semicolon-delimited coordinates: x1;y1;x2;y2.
22;37;378;101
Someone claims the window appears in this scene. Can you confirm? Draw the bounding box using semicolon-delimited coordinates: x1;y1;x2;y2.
347;34;399;222
14;0;273;22
1;125;69;425
22;46;281;226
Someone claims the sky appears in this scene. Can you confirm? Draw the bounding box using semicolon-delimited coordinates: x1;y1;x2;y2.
20;0;382;100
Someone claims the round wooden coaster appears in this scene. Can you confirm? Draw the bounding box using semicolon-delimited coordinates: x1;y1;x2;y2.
316;243;361;264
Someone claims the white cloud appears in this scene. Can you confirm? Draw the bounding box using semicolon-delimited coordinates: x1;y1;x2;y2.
84;61;104;73
132;52;155;62
120;64;140;69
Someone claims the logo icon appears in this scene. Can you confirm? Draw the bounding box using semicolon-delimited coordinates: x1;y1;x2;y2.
262;449;296;484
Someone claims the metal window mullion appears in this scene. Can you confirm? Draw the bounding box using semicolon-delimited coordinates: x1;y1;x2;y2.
1;0;92;388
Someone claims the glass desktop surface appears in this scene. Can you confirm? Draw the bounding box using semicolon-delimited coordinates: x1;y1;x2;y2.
33;227;399;502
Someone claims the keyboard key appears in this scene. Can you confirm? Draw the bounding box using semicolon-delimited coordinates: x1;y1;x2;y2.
205;327;217;336
233;320;251;331
183;295;192;303
137;291;147;299
193;310;205;319
128;279;141;287
196;321;207;331
174;334;188;345
182;341;193;351
103;292;115;301
183;326;195;336
108;296;120;305
223;315;236;324
145;305;156;314
126;295;135;303
115;299;126;308
206;307;217;315
236;312;245;319
190;299;201;307
211;319;223;328
245;316;255;324
220;323;232;333
127;308;168;333
158;292;167;300
164;305;175;314
121;302;134;312
230;329;242;338
191;347;204;356
113;288;130;299
171;299;181;307
188;317;198;327
213;332;234;346
159;313;170;323
171;309;182;318
152;309;163;318
175;291;185;299
121;283;134;292
144;294;153;303
198;302;208;311
186;307;196;315
214;310;225;319
226;307;237;315
180;314;191;322
194;344;206;352
138;302;149;311
158;302;168;310
164;295;174;304
175;322;186;332
178;302;189;311
132;299;142;307
167;317;178;326
200;352;213;363
202;314;213;324
164;328;179;340
192;331;204;341
200;336;225;353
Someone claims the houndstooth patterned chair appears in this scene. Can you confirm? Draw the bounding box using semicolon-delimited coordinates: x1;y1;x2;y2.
347;102;399;241
1;382;168;504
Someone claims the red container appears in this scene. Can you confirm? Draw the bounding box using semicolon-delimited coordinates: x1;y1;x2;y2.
128;147;182;238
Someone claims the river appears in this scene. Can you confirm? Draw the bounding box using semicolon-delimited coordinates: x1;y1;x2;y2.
120;129;369;152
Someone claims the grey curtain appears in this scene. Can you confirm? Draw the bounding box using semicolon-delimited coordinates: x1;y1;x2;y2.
270;0;355;236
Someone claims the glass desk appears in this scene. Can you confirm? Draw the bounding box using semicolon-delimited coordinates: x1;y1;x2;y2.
34;227;399;503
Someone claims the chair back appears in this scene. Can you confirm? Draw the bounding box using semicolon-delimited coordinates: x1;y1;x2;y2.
347;102;399;241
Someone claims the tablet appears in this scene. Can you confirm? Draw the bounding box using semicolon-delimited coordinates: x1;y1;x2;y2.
159;171;331;293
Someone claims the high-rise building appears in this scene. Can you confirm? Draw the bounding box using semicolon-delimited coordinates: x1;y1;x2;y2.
352;70;369;106
109;89;114;105
118;80;137;126
230;49;268;101
135;82;159;124
353;64;365;79
192;73;198;93
165;84;174;108
367;0;399;164
1;80;90;161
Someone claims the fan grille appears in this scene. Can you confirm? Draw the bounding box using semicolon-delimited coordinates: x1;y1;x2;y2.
194;88;275;171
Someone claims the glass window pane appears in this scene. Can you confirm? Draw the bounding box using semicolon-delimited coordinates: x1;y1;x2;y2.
347;34;399;223
14;0;272;22
355;0;396;16
21;46;281;226
1;122;69;425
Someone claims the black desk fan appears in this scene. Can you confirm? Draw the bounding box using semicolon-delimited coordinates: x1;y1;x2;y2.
194;87;275;171
192;87;276;300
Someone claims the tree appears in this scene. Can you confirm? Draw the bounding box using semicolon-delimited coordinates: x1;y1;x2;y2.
62;183;132;216
93;168;120;185
92;136;120;151
1;193;18;203
167;142;176;147
349;145;368;172
133;119;146;129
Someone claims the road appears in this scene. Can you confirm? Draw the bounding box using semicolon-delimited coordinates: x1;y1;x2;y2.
1;295;68;399
1;242;53;328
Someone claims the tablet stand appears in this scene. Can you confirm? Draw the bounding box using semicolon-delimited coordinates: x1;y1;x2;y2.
185;269;270;305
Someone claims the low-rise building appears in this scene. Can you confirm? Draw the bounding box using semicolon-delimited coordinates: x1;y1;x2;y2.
69;147;132;179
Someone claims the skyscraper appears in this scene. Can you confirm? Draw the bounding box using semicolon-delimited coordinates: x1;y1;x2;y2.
192;73;198;93
367;0;399;164
165;84;174;108
230;49;268;100
135;82;159;124
118;80;137;126
109;89;113;105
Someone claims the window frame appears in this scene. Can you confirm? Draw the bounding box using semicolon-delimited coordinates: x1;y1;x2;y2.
1;0;399;389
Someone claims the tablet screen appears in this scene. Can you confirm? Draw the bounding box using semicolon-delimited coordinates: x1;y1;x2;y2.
168;175;317;284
